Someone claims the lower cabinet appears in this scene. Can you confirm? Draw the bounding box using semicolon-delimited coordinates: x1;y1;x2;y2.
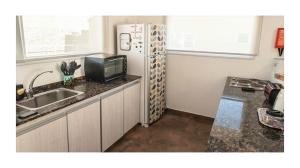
67;101;101;152
101;82;140;151
101;91;124;151
124;82;140;133
16;117;68;152
16;80;141;152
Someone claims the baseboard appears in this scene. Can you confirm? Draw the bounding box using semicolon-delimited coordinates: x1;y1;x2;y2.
165;108;215;121
165;105;215;119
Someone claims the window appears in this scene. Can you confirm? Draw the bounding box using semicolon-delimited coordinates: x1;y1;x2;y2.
167;16;262;57
18;16;104;59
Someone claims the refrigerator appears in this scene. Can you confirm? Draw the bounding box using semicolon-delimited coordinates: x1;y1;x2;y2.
117;24;167;127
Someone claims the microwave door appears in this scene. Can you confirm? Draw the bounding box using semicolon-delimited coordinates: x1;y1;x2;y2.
104;61;115;78
104;58;124;79
115;58;124;74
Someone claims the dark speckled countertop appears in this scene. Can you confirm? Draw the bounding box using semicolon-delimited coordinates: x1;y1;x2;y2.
16;75;141;126
208;77;284;152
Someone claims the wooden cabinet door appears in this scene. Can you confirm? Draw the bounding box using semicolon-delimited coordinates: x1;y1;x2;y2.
101;91;124;151
124;82;140;133
16;117;68;152
67;101;101;152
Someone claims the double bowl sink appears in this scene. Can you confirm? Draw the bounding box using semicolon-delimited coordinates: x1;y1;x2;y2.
17;88;84;111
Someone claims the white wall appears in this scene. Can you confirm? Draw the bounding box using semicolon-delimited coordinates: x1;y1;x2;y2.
16;16;164;88
16;58;85;88
166;16;284;118
16;16;283;119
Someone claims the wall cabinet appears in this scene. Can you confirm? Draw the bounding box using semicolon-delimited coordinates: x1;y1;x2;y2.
16;117;68;152
124;82;140;133
101;91;124;151
67;101;101;152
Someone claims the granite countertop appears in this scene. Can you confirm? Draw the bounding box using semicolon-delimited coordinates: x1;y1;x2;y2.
208;77;284;152
16;75;141;126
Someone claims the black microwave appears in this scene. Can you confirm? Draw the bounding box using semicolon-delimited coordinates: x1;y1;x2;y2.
84;54;127;83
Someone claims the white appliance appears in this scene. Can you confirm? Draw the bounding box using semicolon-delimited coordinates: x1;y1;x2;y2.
117;24;167;127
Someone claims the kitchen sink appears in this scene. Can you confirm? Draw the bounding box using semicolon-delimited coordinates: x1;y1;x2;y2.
16;88;84;110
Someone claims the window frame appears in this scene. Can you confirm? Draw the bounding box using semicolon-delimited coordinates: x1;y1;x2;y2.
166;16;263;59
16;16;107;63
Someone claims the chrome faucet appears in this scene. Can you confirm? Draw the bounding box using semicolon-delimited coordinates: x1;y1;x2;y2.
26;70;53;98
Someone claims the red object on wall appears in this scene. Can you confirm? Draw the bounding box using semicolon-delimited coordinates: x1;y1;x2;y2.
275;28;284;48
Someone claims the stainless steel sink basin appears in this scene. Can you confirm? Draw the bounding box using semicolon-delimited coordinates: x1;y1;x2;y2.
16;88;84;110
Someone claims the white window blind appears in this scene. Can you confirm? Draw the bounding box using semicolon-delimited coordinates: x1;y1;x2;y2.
167;16;262;56
20;16;104;58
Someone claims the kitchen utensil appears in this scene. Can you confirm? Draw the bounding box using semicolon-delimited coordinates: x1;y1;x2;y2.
66;62;70;75
76;64;81;69
68;61;73;75
61;61;67;75
69;60;81;75
72;61;77;74
241;87;255;92
69;61;75;75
